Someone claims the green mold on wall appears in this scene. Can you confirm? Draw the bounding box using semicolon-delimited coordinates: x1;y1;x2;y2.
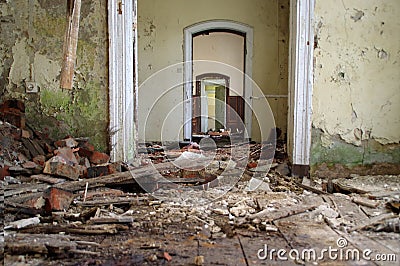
76;40;96;71
1;1;110;154
36;87;108;152
34;15;66;38
311;128;400;167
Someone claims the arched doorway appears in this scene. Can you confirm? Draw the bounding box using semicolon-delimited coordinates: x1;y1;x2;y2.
183;20;253;141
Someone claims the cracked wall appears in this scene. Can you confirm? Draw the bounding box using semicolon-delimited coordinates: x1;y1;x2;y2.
0;0;109;151
312;0;400;166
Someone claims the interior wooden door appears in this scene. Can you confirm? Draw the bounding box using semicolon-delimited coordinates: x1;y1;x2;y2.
226;95;245;133
192;81;201;134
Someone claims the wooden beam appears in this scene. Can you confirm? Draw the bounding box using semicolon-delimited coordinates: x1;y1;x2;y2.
60;0;81;90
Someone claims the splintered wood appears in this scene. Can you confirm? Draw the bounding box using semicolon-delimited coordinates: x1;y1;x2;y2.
60;0;81;90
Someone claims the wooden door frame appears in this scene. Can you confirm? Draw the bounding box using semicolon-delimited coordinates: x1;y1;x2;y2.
288;0;315;175
107;0;138;162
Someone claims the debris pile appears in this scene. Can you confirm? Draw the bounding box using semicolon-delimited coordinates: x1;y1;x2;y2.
1;100;121;183
1;99;399;265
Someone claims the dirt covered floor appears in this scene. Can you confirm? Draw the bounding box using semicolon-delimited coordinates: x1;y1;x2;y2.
1;117;400;265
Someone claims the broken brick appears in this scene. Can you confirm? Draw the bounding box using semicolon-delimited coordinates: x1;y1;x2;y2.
43;157;80;180
54;147;78;165
54;137;79;148
20;194;46;210
43;142;54;154
32;155;46;166
0;100;26;129
247;162;258;169
1;99;25;112
78;140;95;151
0;166;10;180
181;169;202;179
107;162;122;174
89;151;110;165
77;147;93;159
21;129;31;138
1;112;26;129
44;187;75;211
163;252;172;262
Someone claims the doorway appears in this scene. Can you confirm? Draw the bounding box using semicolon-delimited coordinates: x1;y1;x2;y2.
184;21;253;141
192;74;232;134
186;25;249;140
111;2;315;170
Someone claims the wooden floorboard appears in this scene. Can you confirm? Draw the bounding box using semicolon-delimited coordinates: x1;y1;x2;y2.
274;211;372;265
329;194;370;228
335;230;399;266
238;232;298;265
198;236;247;265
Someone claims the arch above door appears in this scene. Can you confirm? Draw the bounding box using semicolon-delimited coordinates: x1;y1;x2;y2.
183;20;254;141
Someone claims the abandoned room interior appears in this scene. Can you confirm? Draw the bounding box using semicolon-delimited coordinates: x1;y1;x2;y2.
0;0;399;265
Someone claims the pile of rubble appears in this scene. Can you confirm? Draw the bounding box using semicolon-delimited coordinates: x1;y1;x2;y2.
0;99;122;180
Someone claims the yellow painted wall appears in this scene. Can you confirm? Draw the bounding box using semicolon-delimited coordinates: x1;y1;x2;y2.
312;0;400;164
193;32;244;95
137;0;289;142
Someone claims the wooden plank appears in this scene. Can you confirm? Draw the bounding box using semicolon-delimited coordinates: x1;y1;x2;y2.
30;139;45;155
88;216;134;224
21;138;39;158
329;194;370;228
238;233;298;265
5;234;75;255
54;171;134;191
351;195;380;209
296;182;328;195
60;0;81;89
249;195;324;222
275;211;369;265
31;174;66;184
118;234;199;265
75;196;146;207
368;191;400;200
198;236;247;265
19;224;128;235
4;183;49;197
366;232;400;254
54;162;179;192
5;217;40;230
348;213;397;232
334;230;399;266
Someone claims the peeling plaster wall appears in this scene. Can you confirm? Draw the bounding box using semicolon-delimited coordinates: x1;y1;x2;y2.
138;0;290;142
312;0;400;166
0;1;109;151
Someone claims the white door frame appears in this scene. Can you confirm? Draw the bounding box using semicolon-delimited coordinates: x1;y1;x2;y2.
108;0;138;162
288;0;315;170
183;20;253;140
201;78;227;132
